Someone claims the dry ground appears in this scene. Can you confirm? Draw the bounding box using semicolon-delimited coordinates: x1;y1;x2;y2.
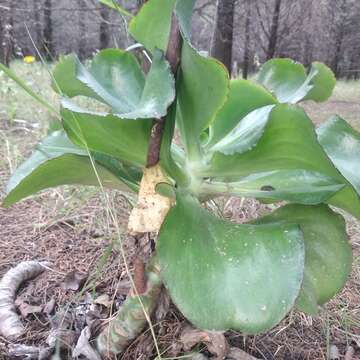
0;62;359;359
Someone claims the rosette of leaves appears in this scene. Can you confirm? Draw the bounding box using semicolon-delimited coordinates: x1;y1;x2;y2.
2;0;359;339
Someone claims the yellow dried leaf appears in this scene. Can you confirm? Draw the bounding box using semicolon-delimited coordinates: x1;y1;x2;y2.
128;165;173;234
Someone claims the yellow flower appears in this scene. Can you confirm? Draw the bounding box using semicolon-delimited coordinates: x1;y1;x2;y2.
23;55;35;64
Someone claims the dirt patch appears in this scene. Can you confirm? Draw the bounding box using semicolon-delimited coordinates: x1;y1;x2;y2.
303;100;360;129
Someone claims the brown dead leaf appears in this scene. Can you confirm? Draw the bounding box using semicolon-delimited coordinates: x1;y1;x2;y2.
227;347;260;360
15;299;42;318
61;270;88;291
116;279;131;295
345;346;355;360
73;326;101;360
180;326;229;360
94;294;112;308
43;298;56;315
128;165;173;234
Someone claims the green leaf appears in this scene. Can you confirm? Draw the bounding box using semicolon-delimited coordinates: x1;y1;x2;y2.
0;62;58;115
52;54;101;99
98;0;133;17
317;116;360;195
174;0;196;41
200;170;344;205
207;105;275;155
128;0;195;52
304;62;336;102
92;152;141;192
177;41;229;159
207;104;360;218
206;80;277;149
157;194;305;333
257;59;335;104
160;102;188;185
129;0;176;52
3;131;130;207
61;100;152;167
53;49;175;119
254;204;352;314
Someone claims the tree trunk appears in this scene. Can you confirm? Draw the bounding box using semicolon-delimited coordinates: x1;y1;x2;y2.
266;0;282;60
99;5;110;50
43;0;54;60
211;0;235;73
332;29;344;78
33;0;42;50
1;0;14;66
331;0;347;78
0;7;4;65
242;0;251;79
78;0;87;60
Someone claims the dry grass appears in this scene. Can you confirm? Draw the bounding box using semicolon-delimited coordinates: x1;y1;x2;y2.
0;62;359;359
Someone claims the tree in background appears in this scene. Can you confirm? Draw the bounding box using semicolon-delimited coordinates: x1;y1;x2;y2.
78;0;87;59
242;0;252;79
43;0;54;59
266;0;281;60
211;0;235;73
99;4;110;49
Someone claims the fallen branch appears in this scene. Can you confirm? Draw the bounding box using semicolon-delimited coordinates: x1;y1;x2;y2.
0;261;50;340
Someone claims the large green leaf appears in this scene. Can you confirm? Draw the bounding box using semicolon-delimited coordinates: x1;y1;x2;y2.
157;194;305;333
177;41;229;159
200;170;344;205
61;100;152;167
53;49;174;119
254;204;352;314
206;104;360;218
206;80;277;149
317;116;360;195
3;131;130;207
129;0;176;53
128;0;195;52
257;59;335;104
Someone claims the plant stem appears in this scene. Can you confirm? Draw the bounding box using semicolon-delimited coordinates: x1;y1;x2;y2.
96;259;162;356
146;12;182;167
96;10;182;358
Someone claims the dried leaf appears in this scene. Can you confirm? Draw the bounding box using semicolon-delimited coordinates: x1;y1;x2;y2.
128;165;173;234
330;344;340;360
15;299;43;318
94;294;112;308
73;326;101;360
180;327;229;360
191;355;209;360
47;309;76;349
227;347;260;360
344;346;355;360
116;279;131;295
61;270;88;291
46;328;77;349
43;298;56;315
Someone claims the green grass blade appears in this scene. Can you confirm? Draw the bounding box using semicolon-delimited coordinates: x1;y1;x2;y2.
0;62;58;115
